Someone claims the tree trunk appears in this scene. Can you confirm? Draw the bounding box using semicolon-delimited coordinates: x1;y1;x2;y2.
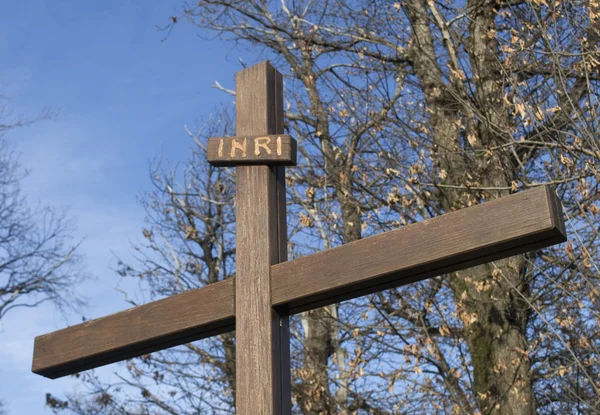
405;0;536;413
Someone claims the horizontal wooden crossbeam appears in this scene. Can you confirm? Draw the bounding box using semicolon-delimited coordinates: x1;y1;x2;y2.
32;186;565;379
33;279;235;379
271;186;565;313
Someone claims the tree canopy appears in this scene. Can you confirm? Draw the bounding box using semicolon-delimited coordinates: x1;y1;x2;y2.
52;1;600;414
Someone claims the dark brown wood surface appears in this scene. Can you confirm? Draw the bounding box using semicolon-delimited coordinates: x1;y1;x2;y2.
32;278;234;379
31;185;565;381
234;62;291;415
271;185;566;313
207;134;297;166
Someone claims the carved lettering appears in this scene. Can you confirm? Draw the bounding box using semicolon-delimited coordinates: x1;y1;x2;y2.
207;134;296;166
231;138;247;158
218;138;224;158
255;136;272;156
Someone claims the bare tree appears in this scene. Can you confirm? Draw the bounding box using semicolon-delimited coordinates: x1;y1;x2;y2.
53;1;600;414
0;97;86;414
47;110;239;415
0;98;86;320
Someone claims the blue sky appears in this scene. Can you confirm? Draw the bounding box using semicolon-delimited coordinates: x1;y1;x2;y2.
0;1;248;413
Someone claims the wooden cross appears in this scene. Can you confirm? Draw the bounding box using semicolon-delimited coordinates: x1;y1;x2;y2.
31;61;567;414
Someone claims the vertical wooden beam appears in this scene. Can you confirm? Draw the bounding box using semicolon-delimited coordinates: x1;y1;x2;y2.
235;61;291;415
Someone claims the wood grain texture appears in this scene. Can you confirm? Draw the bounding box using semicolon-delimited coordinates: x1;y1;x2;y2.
235;61;291;415
32;279;234;379
273;163;291;414
31;185;565;382
271;186;567;314
207;135;297;166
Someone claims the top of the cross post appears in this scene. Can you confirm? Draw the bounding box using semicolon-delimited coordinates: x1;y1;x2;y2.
207;61;297;167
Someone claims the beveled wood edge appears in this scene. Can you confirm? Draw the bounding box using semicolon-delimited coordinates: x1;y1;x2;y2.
544;185;567;238
32;186;565;379
274;227;565;314
32;279;235;379
271;186;567;313
35;318;235;379
233;60;290;414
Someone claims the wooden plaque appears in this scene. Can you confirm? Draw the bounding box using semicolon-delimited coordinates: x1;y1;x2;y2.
207;134;297;167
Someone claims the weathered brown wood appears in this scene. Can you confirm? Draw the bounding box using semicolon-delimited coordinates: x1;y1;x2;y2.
31;185;565;380
234;61;291;415
274;164;292;414
31;185;564;381
207;134;297;166
271;185;566;314
32;278;234;379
